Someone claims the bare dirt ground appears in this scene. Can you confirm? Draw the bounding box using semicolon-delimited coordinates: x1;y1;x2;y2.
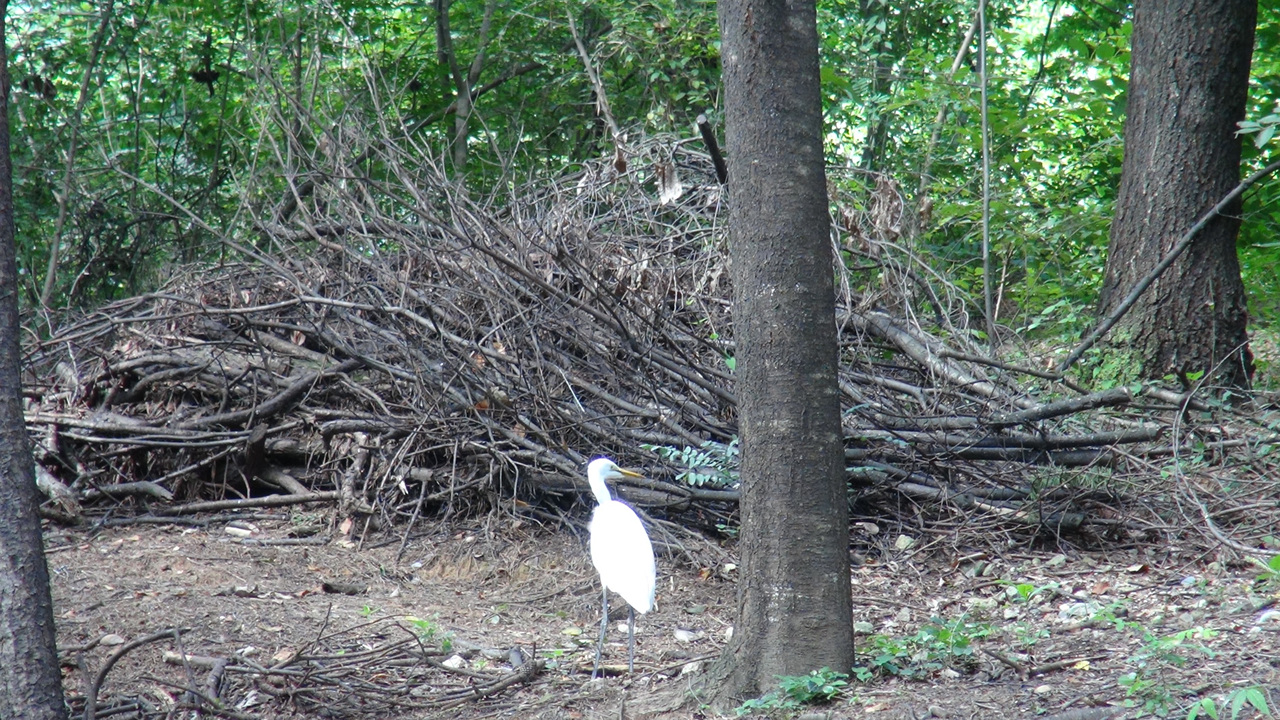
46;513;1280;720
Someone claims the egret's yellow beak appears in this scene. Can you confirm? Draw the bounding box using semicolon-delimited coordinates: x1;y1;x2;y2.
616;467;644;479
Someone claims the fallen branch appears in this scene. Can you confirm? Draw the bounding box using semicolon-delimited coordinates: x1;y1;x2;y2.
85;628;190;720
156;492;341;516
989;386;1133;428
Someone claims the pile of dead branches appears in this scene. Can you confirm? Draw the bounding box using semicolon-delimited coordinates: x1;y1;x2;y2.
21;132;1280;554
72;620;547;719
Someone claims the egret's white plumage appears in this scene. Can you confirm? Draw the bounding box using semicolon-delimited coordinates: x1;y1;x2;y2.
586;457;655;677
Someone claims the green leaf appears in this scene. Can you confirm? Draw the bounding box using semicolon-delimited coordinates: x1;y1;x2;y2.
1188;698;1218;720
1228;688;1259;720
1238;687;1271;718
1256;124;1277;148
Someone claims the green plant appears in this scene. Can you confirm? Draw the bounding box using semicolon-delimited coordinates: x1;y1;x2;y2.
1011;622;1050;648
735;668;851;716
1118;626;1219;717
1237;107;1280;148
1121;672;1180;717
404;614;454;652
852;616;992;680
778;667;849;703
538;647;568;670
644;438;739;489
735;692;797;717
1185;687;1275;720
1248;554;1280;588
998;579;1056;604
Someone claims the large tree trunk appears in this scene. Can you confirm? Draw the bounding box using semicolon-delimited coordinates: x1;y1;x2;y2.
1098;0;1257;389
709;0;854;703
0;0;69;715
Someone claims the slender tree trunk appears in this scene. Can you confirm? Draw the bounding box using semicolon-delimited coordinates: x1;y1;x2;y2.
1098;0;1257;389
436;0;496;174
708;0;854;704
39;0;114;309
0;0;69;715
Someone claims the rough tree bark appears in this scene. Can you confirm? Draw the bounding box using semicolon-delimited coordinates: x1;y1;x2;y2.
1098;0;1257;389
708;0;855;703
0;0;69;714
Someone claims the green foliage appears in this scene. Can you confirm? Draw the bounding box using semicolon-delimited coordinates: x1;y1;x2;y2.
1115;626;1218;717
853;616;991;681
9;0;721;310
735;668;851;717
404;615;454;652
643;438;739;489
999;579;1050;604
1236;109;1280;149
734;691;796;716
1237;6;1280;326
1226;688;1273;720
1248;554;1280;588
1187;687;1275;720
1076;343;1145;389
779;667;850;703
17;0;1280;336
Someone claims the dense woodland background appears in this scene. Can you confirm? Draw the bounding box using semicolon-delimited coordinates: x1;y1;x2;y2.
9;0;1278;345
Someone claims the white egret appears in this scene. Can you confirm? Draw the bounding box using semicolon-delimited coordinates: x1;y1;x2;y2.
586;457;656;678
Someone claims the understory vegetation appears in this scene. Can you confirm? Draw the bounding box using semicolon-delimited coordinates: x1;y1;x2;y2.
735;560;1280;719
12;1;1280;346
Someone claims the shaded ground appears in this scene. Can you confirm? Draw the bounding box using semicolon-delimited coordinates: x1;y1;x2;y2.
47;515;1280;719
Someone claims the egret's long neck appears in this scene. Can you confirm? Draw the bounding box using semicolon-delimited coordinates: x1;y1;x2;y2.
587;470;612;505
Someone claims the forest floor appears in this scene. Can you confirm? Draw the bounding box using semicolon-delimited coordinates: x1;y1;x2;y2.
45;514;1280;720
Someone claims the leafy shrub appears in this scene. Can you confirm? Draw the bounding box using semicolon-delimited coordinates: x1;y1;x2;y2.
644;438;739;489
853;616;991;680
736;667;851;717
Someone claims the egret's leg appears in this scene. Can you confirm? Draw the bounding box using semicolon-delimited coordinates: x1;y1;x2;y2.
627;606;636;673
592;586;608;679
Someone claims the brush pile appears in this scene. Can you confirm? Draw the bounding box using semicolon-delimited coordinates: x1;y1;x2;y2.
22;136;1280;554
